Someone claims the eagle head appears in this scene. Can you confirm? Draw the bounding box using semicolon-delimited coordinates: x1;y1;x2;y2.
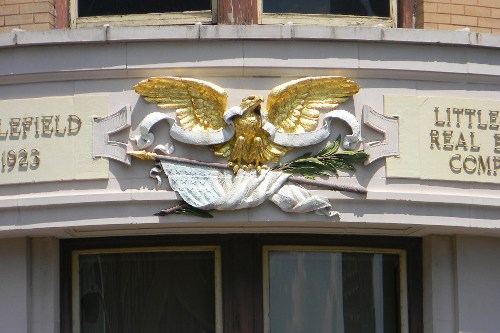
216;94;288;174
239;95;263;118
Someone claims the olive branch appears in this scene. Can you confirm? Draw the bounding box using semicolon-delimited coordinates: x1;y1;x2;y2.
272;135;369;179
155;202;214;218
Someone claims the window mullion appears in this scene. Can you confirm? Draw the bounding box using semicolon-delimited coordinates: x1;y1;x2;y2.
222;236;263;333
217;0;259;24
56;0;70;28
398;0;415;28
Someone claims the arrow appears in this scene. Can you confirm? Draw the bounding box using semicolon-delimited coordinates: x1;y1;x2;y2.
128;150;367;194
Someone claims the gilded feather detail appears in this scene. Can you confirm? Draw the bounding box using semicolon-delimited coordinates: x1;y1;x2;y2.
134;76;359;173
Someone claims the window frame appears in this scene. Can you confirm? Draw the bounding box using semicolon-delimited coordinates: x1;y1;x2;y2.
61;234;422;333
56;0;415;28
71;245;223;333
258;0;398;27
262;245;408;333
68;0;217;28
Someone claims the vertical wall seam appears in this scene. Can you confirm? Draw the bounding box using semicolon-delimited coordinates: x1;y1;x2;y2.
27;237;33;333
451;235;459;333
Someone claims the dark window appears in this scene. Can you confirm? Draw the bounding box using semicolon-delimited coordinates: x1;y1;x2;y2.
78;0;211;17
264;0;390;17
267;250;401;333
61;234;422;333
78;250;217;333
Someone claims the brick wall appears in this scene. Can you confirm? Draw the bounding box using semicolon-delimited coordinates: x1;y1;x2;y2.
0;0;499;34
416;0;500;34
0;0;55;33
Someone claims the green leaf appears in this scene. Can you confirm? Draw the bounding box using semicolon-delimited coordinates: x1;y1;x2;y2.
273;136;369;179
335;151;369;162
292;157;327;167
324;159;354;171
282;166;331;179
317;135;341;156
322;159;348;170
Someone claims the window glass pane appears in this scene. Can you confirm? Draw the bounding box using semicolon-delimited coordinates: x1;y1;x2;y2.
264;0;390;17
78;250;216;333
268;250;400;333
78;0;211;17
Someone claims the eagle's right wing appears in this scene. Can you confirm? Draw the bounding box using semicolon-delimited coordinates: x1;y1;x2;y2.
134;77;228;132
264;76;360;134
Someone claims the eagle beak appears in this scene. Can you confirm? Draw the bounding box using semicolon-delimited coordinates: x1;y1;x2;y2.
224;96;265;122
243;96;264;112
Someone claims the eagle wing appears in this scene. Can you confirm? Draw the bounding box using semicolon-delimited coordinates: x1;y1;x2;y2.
134;77;228;132
264;76;360;134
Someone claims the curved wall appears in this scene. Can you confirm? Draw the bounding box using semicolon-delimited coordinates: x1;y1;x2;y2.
1;25;500;238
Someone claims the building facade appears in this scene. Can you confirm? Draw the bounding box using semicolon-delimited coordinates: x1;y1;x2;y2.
1;1;500;333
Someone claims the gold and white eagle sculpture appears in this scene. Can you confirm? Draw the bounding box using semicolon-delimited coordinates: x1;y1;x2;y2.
131;76;364;217
134;76;360;173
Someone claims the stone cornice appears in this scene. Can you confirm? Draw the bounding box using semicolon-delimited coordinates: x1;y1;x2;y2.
0;25;499;49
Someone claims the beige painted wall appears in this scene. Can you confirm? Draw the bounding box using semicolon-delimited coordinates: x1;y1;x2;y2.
423;235;500;333
0;24;498;333
0;238;59;333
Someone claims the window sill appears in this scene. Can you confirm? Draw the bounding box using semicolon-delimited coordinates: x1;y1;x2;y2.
72;11;214;28
261;13;394;28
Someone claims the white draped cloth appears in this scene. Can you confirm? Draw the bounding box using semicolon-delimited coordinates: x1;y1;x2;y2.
161;161;337;217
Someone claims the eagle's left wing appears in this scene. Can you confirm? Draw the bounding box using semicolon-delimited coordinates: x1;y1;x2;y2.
264;76;360;134
134;77;228;132
133;77;236;149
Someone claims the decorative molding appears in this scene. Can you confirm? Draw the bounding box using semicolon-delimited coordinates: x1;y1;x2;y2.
129;76;368;217
92;105;132;165
362;104;399;164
